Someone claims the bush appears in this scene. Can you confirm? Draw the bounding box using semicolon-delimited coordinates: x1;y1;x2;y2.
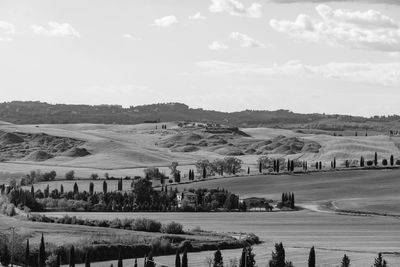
382;159;388;166
396;159;400;166
161;221;183;234
366;160;374;166
131;218;162;232
65;170;75;180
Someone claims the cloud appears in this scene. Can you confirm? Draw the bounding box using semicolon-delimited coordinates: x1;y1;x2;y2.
230;32;265;47
209;0;263;18
270;4;400;52
189;12;207;20
208;41;229;50
153;16;178;27
195;60;400;86
31;22;80;38
122;34;142;40
267;0;399;4
0;21;16;41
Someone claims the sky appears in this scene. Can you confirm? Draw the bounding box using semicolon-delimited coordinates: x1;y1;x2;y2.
0;0;399;116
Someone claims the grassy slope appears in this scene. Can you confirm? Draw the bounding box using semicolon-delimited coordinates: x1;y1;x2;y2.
0;124;399;182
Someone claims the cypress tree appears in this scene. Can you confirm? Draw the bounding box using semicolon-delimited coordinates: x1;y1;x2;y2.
69;245;75;267
240;248;246;267
308;246;315;267
175;250;181;267
276;160;280;173
103;181;107;194
259;162;262;173
25;239;30;267
290;193;295;209
202;167;206;179
117;246;123;267
89;182;94;195
213;249;223;267
57;253;61;267
341;254;350;267
134;258;137;267
182;249;188;267
319;161;322;170
0;244;10;267
390;155;394;166
316;162;318;170
268;242;285;267
85;250;91;267
73;182;79;194
374;152;378;166
31;185;35;197
373;253;387;267
247;167;250;175
60;184;64;195
333;157;336;169
39;233;46;267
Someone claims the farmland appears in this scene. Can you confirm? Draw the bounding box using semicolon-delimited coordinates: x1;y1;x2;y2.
37;210;400;266
28;168;400;266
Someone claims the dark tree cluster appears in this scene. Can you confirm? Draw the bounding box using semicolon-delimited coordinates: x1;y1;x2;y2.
279;192;295;210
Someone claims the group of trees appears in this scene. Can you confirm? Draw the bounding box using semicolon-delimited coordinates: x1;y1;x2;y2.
4;175;242;212
195;157;243;178
278;192;295;209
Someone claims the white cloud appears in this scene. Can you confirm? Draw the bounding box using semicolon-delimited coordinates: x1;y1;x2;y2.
208;41;229;50
270;4;400;52
122;34;142;40
153;16;178;27
196;60;400;86
0;21;16;41
209;0;262;18
230;32;265;47
189;12;207;20
267;0;399;4
31;22;80;38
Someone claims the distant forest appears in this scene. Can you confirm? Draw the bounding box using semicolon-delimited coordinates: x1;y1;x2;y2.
0;101;399;130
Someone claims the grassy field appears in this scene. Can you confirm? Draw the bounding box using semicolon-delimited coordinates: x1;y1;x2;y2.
41;211;400;267
0;123;399;184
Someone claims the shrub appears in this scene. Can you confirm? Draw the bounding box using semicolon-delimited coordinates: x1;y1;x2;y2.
382;159;388;166
366;160;374;166
131;218;162;232
161;221;184;234
396;159;400;166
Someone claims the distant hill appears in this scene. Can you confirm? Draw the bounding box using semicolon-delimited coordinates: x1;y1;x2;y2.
0;101;399;132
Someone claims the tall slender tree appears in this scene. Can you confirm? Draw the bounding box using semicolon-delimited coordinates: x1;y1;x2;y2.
182;249;188;267
69;245;75;267
134;258;137;267
89;182;94;195
374;152;378;166
308;246;315;267
176;250;181;267
117;246;123;267
103;181;107;194
213;249;223;267
39;234;46;267
25;239;30;267
390;155;394;166
340;254;350;267
85;250;91;267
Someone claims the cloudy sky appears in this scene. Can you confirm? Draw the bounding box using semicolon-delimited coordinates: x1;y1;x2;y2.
0;0;399;116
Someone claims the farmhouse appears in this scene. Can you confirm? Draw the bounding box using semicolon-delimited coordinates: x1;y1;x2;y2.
176;191;197;208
